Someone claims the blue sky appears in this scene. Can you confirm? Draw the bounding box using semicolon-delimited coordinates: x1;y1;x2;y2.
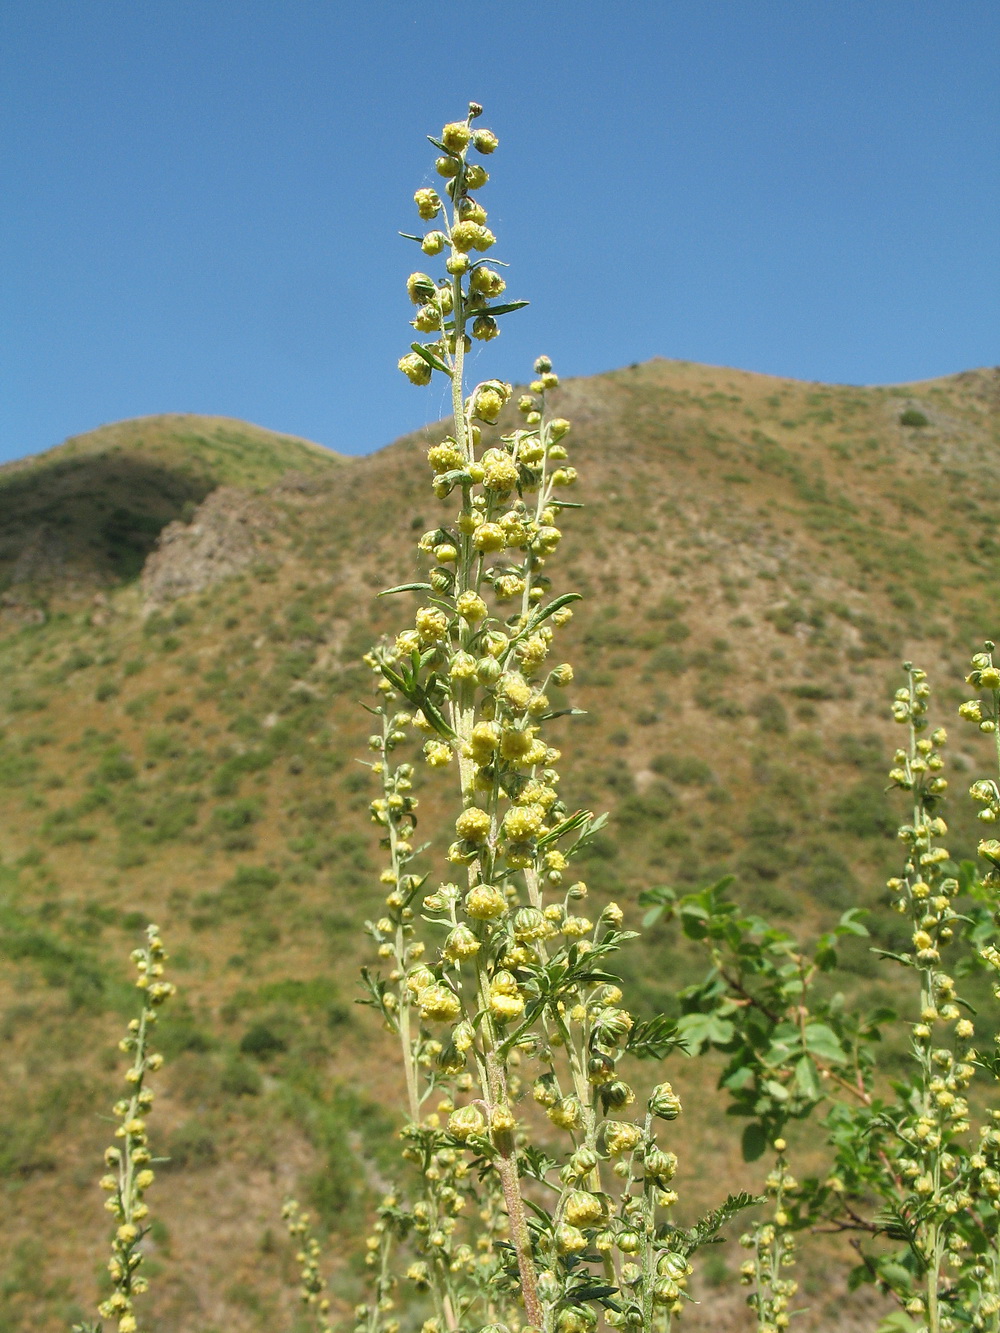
3;1;998;462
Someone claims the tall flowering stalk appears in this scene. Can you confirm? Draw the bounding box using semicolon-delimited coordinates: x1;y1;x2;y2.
796;664;988;1331
862;665;974;1330
355;104;749;1333
75;926;174;1333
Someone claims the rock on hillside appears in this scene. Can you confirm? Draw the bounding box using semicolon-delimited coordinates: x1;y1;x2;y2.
141;486;277;608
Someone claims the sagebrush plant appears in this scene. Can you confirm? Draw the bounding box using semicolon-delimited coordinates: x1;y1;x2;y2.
350;103;753;1333
75;925;174;1333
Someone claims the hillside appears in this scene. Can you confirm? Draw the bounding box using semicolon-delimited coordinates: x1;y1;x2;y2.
1;358;999;1333
0;414;343;589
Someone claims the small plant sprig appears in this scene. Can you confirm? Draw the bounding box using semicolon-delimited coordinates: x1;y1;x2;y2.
75;925;174;1333
353;104;751;1333
282;1200;336;1333
957;642;1000;1329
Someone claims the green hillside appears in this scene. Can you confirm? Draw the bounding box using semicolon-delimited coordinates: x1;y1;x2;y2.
0;414;343;586
0;359;998;1332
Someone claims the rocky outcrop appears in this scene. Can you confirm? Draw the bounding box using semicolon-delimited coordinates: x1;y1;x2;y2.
140;486;276;608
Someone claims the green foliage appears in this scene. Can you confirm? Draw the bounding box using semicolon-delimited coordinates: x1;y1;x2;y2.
899;408;929;428
165;1120;219;1170
239;1022;288;1060
831;779;898;839
211;797;262;848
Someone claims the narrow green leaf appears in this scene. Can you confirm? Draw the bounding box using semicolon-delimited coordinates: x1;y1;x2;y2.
536;808;593;849
377;582;433;597
479;300;530;317
525;592;583;632
410;342;453;375
418;694;456;740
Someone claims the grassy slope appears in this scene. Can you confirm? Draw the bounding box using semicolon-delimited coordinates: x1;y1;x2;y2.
0;361;998;1332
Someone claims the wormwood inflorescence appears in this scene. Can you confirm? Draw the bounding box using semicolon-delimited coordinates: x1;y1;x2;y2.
75;925;174;1333
350;104;749;1333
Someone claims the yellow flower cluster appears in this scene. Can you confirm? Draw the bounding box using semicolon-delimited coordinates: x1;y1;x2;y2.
398;105;515;389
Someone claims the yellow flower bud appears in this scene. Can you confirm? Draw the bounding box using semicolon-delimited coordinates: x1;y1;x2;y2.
547;1097;582;1130
450;221;483;253
419;984;462;1022
443;926;480;960
482;453;519;492
503;804;545;841
470;266;506;297
565;1190;603;1226
427;442;464;472
413;303;443;332
472;523;506;552
398;353;432;386
441;121;472;152
465;884;507;920
456;591;487;622
455;808;491;842
415;607;449;641
414;188;442;219
407;272;436;305
448;1104;485;1139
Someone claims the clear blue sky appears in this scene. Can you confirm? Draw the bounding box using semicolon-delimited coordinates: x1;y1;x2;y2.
3;1;998;462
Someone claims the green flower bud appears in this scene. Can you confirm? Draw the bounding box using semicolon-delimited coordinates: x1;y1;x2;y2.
644;1147;678;1183
406;272;437;305
512;906;549;941
398;353;432;386
447;1104;485;1140
649;1082;682;1120
601;1080;635;1111
476;657;502;686
472;315;499;342
435;156;460;179
564;1190;604;1226
473;128;499;153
